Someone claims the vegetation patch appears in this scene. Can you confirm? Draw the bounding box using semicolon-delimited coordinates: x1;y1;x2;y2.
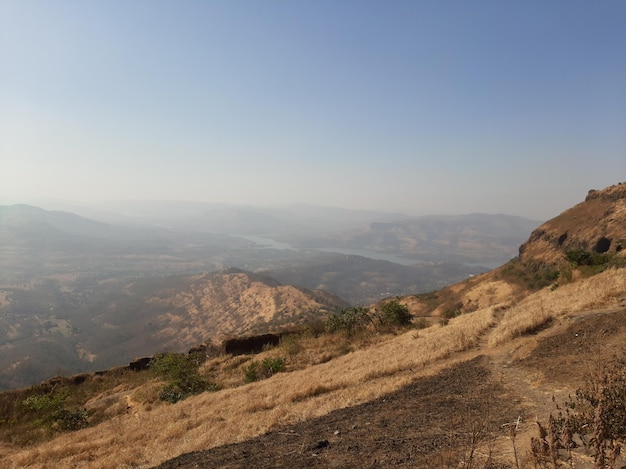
151;352;218;404
325;306;373;336
499;258;561;290
21;389;88;432
243;357;286;383
530;353;626;468
325;301;413;337
375;300;413;329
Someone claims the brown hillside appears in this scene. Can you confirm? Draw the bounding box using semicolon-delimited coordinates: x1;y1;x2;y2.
518;182;626;268
1;184;625;468
148;269;347;349
399;182;626;320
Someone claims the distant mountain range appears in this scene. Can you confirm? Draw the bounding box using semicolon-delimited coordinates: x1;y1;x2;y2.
1;183;625;468
0;201;541;389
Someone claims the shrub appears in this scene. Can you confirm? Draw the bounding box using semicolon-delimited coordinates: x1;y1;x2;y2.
530;353;626;467
565;249;611;266
57;408;89;431
243;357;286;383
21;389;88;431
151;352;217;403
375;300;413;328
325;306;372;337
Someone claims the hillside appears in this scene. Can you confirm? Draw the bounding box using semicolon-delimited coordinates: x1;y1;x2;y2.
147;268;347;348
0;203;521;304
0;183;625;468
287;213;540;267
0;269;346;390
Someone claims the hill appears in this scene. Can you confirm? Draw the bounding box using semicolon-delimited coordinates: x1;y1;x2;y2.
287;213;540;267
0;269;346;390
0;203;525;303
0;182;625;468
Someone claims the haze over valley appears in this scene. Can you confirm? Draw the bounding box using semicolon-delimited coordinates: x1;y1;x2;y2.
0;201;539;389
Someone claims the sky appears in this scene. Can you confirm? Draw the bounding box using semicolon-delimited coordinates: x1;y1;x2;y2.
1;1;625;220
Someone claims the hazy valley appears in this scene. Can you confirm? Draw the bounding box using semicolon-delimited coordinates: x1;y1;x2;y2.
0;203;536;389
0;182;624;468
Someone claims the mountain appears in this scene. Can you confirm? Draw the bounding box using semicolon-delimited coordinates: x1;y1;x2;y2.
285;213;540;268
0;183;625;468
397;182;626;318
0;203;531;302
0;269;346;390
71;200;406;235
518;182;626;268
0;204;116;246
264;254;484;304
146;268;347;348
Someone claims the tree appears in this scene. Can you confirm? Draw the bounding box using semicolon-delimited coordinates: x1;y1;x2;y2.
377;300;413;328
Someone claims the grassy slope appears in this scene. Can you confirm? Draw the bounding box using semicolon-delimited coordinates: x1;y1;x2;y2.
1;266;624;468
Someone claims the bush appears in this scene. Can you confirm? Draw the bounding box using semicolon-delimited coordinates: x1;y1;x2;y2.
243;357;286;383
531;354;626;467
565;249;611;266
376;300;413;328
325;306;372;336
57;408;89;431
21;390;88;431
151;352;217;403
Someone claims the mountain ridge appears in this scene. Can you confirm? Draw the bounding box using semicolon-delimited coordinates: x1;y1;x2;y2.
0;183;625;468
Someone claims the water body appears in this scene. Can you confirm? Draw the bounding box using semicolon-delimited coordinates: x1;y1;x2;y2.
236;235;422;266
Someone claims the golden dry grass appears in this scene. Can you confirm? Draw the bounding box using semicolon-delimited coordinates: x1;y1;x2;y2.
1;268;624;468
1;308;498;468
488;267;626;346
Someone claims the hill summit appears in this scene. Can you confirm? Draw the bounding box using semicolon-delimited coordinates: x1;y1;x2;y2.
518;182;626;269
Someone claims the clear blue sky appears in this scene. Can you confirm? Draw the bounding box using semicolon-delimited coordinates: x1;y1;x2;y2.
1;1;625;220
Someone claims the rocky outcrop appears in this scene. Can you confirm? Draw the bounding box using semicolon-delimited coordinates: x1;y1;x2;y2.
518;182;626;269
223;333;281;356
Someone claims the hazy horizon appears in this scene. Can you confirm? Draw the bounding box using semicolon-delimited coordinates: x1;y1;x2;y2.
2;1;625;220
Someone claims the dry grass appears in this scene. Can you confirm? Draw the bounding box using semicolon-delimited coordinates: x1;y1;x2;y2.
0;308;497;468
488;267;626;346
1;268;624;468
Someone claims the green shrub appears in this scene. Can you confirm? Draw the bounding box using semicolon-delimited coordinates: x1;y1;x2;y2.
375;300;413;328
565;249;611;266
21;389;88;431
325;306;372;336
22;391;67;415
243;357;286;383
151;352;217;403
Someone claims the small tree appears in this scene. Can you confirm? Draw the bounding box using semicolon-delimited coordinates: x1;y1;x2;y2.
376;300;413;328
151;352;217;403
325;306;372;337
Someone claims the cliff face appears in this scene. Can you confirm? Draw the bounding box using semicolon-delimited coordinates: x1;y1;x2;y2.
518;182;626;269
